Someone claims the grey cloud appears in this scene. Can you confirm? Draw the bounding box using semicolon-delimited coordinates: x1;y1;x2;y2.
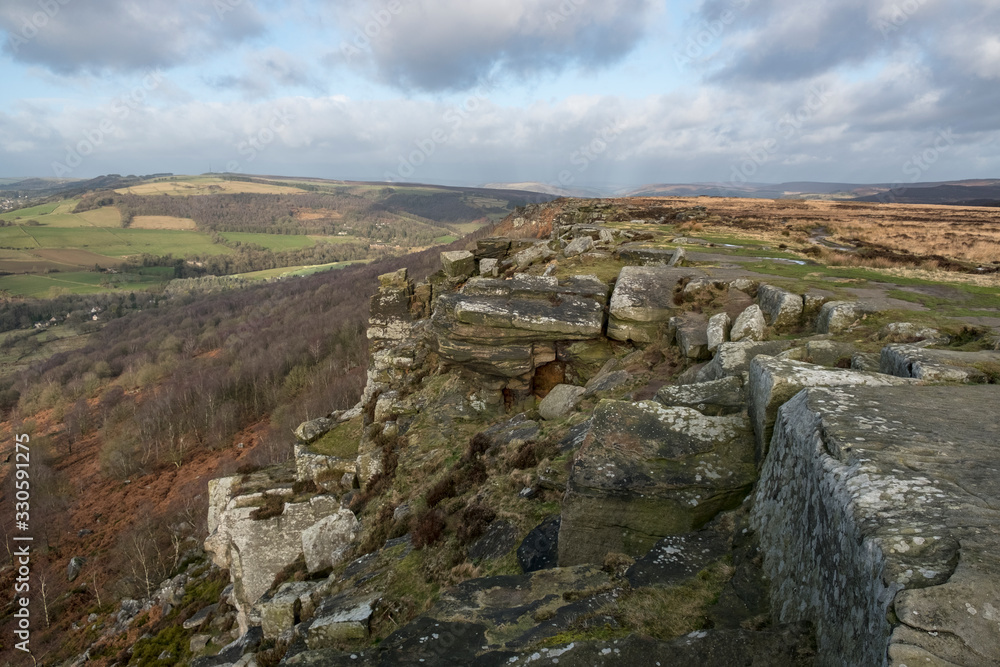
209;48;324;98
329;0;659;91
0;0;265;73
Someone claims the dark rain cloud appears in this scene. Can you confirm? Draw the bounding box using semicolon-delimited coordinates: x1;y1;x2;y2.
329;0;660;91
0;0;265;74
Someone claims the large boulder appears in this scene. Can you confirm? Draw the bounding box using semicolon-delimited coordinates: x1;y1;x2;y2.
752;384;1000;666
294;417;333;445
204;493;343;633
880;344;1000;383
260;582;314;640
432;276;607;378
695;340;794;383
559;400;755;566
756;285;803;328
306;593;380;648
441;250;475;279
747;356;915;463
675;313;711;360
538;384;586;420
730;305;766;342
707;312;731;353
607;266;703;343
301;510;361;573
517;516;561;573
564;235;594;258
655;376;745;416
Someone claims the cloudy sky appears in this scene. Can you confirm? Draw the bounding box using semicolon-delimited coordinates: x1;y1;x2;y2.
0;0;997;189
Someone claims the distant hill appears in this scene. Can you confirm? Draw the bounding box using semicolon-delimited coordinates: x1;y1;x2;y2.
852;183;1000;206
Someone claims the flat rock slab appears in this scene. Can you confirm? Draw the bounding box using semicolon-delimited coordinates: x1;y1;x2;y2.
656;376;745;416
752;384;1000;667
880;344;1000;383
747;356;914;463
469;626;817;666
608;266;704;343
626;531;730;588
559;400;755;566
696;340;794;383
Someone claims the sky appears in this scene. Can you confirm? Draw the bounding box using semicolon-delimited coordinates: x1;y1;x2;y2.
0;0;998;190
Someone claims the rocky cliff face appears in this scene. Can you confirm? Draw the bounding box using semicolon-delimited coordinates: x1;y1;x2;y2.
111;198;999;666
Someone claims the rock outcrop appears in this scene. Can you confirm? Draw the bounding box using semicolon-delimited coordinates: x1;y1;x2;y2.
559;400;755;565
753;385;1000;666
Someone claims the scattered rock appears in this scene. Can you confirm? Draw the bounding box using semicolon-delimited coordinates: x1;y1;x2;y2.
816;301;875;334
183;604;218;630
756;285;803;328
479;258;499;277
707;312;731;353
730;305;766;342
564;236;595;258
655;376;745;416
468;520;519;561
626;531;729;588
67;556;86;583
538;383;586;420
294;417;334;444
260;582;312;640
878;322;940;342
675;313;711;360
307;593;379;648
517;516;561;573
482;414;539;449
441;250;475;279
696;340;794;382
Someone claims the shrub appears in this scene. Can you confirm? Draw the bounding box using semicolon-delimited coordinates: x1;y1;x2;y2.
425;474;457;508
456;504;496;544
411;509;445;549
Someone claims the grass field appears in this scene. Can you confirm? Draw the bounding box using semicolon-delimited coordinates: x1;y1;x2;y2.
117;176;304;196
132;215;197;230
235;259;367;280
219;232;315;250
0;270;168;297
0;226;229;258
0;201;62;221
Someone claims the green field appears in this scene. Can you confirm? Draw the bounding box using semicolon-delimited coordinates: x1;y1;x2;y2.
235;260;367;280
0;226;230;257
0;201;62;221
0;270;168;297
219;232;316;251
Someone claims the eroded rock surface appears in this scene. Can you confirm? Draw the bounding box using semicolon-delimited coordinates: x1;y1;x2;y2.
559;400;755;565
752;385;1000;666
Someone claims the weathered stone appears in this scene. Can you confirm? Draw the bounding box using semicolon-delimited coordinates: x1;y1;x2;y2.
67;556;86;582
879;321;941;342
804;339;857;367
626;531;729;588
583;369;632;397
747;356;914;464
294;443;356;485
294;417;333;444
851;352;880;372
756;285;803;328
608;266;702;343
616;244;680;265
707;312;731;353
441;250;475;279
668;246;686;267
482;415;539;449
260;582;311;639
676;313;711;360
307;593;379;648
517;517;560;573
559;400;755;565
470;625;816;666
368;272;414;342
190;634;212;654
598;228;615;244
204;493;341;633
468;520;519;561
564;235;594;257
730;305;766;342
880;344;1000;383
475;238;511;260
752;385;1000;667
655;376;745;416
816;300;870;334
478;258;499;277
513;242;555;269
301;510;361;573
538;383;586;420
183;603;218;630
696;340;794;382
